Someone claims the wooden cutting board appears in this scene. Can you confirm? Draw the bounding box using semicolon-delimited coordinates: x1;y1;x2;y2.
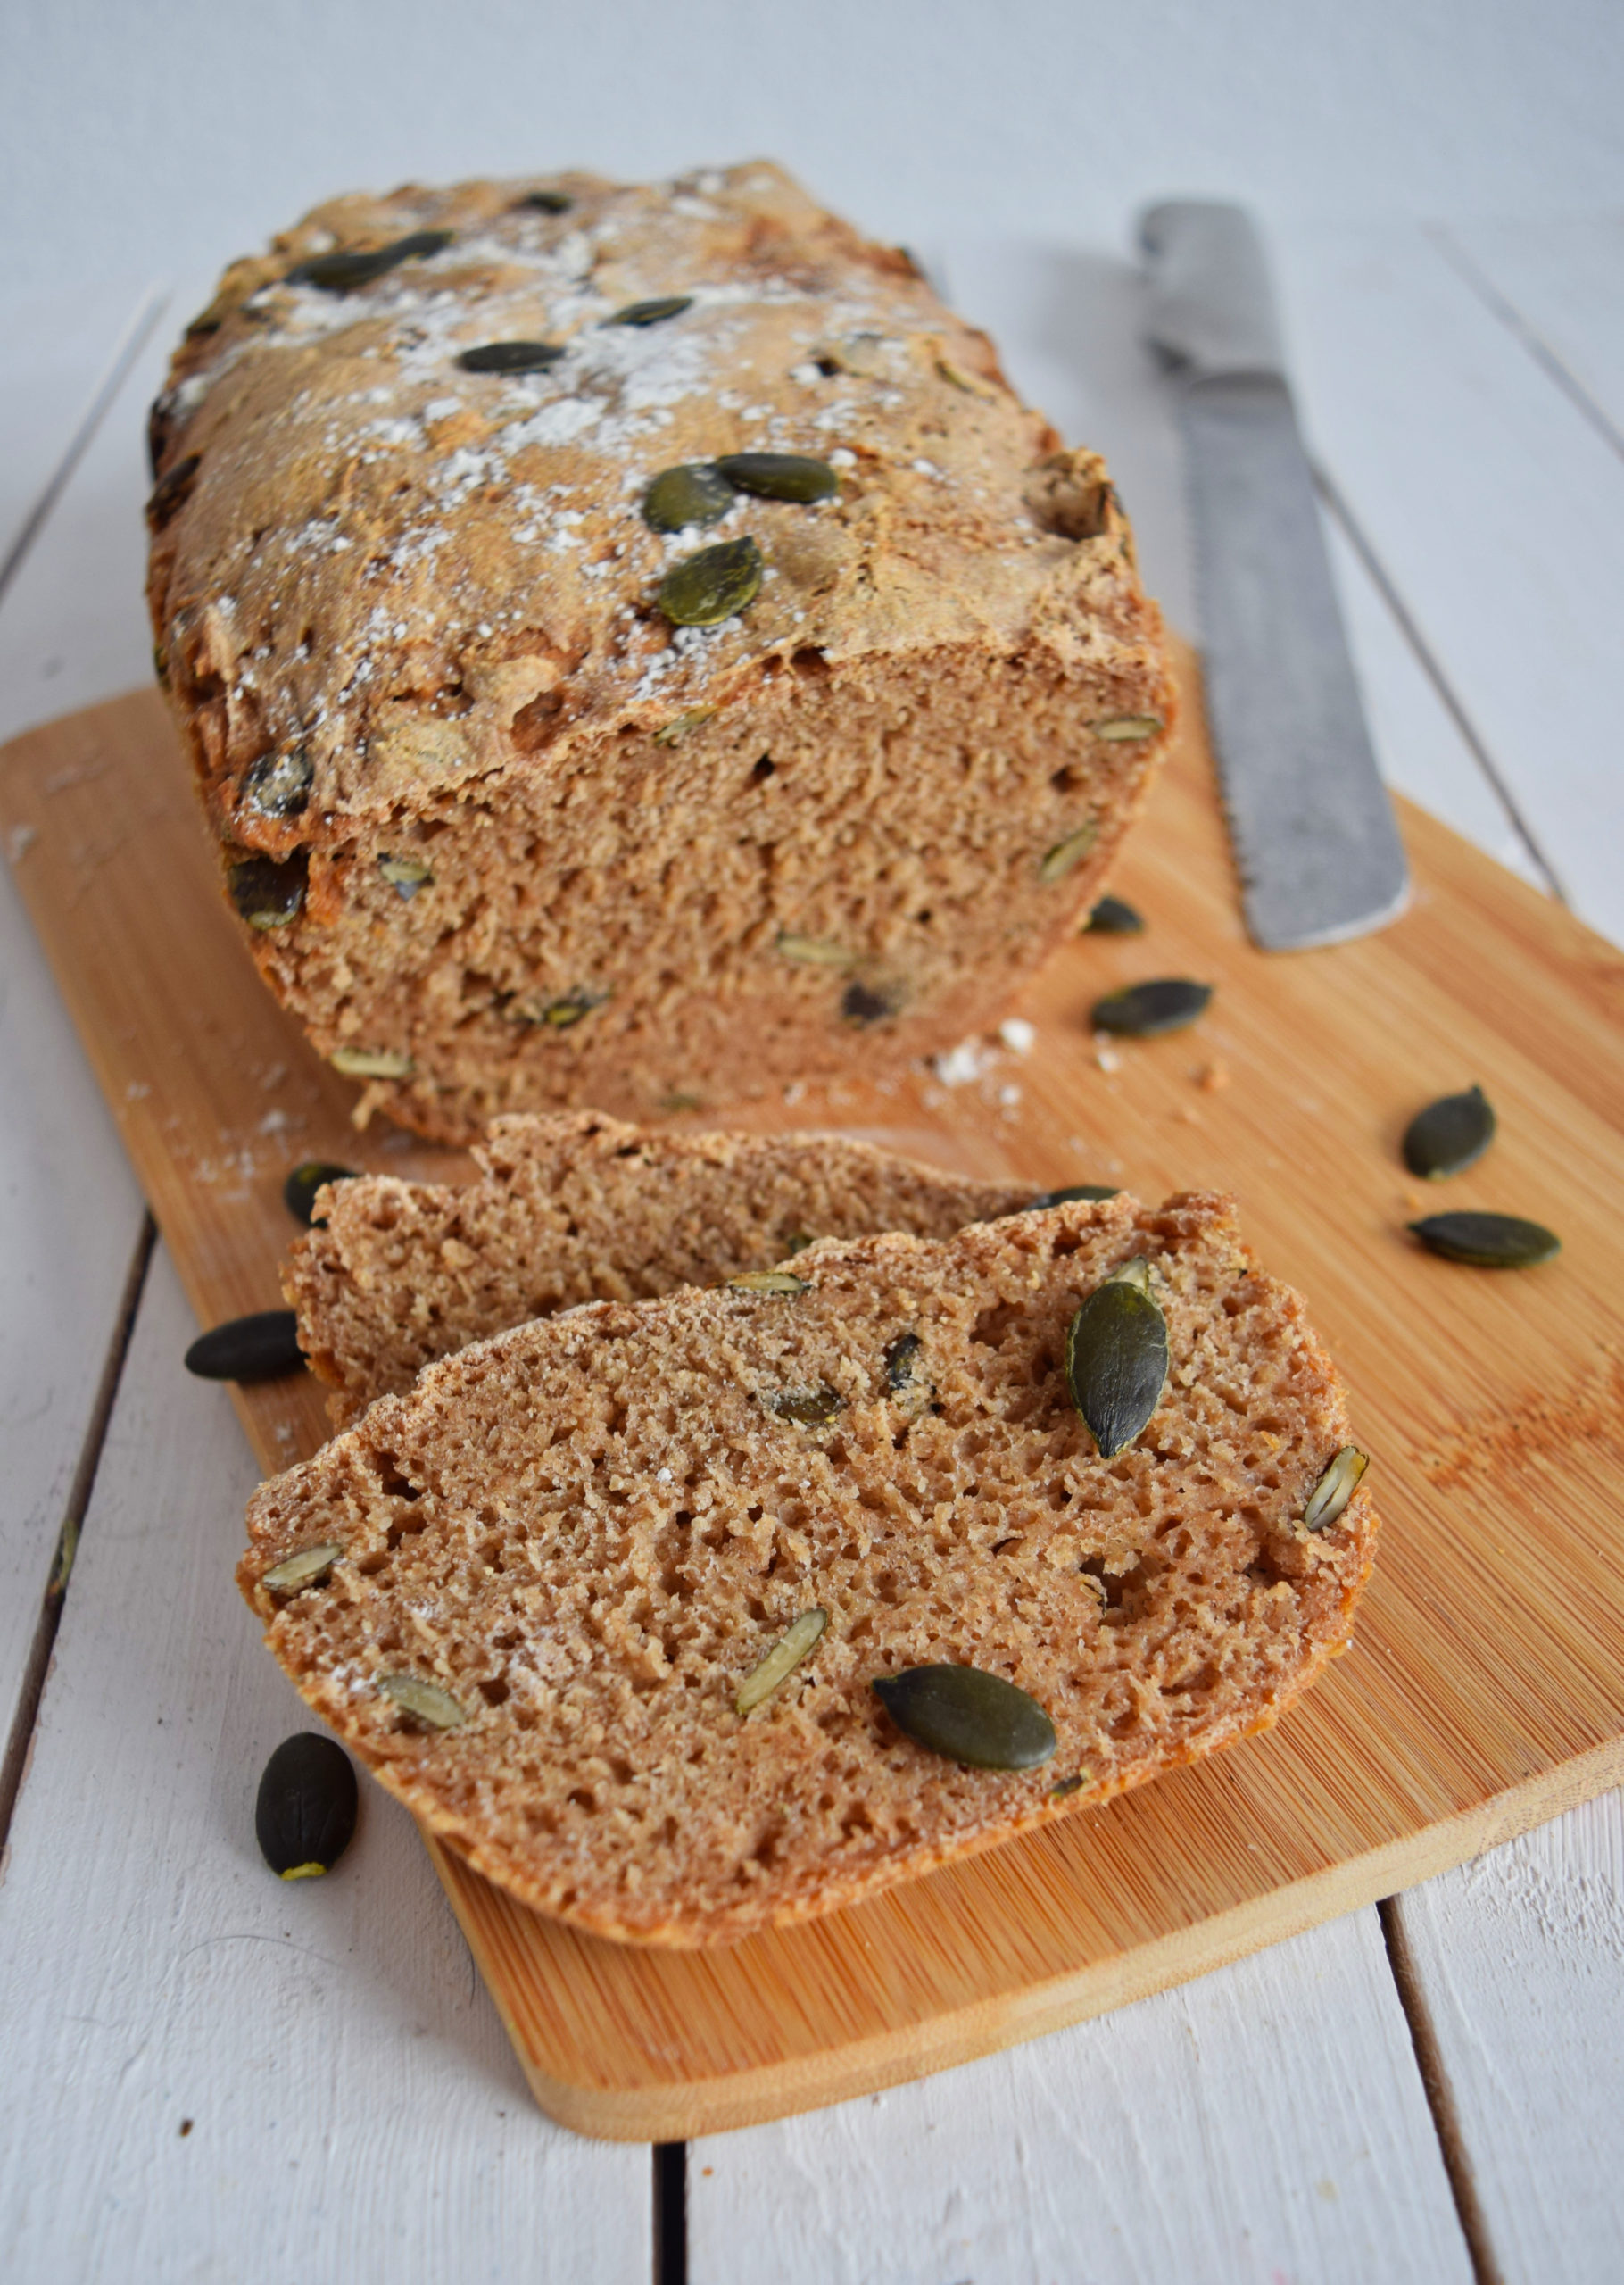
4;645;1622;2142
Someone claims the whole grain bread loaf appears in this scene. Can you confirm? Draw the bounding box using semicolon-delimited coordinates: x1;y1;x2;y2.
242;1191;1376;1946
147;162;1174;1143
289;1109;1035;1426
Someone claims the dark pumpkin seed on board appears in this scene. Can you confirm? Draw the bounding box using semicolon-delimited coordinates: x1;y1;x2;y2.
643;462;736;532
455;340;565;374
713;452;839;503
1091;978;1212;1036
606;295;693;327
283;1159;359;1227
1408;1211;1561;1267
185;1309;304;1383
873;1666;1056;1771
658;536;764;626
1084;894;1146;935
1403;1084;1496;1179
1065;1274;1169;1458
255;1733;358;1880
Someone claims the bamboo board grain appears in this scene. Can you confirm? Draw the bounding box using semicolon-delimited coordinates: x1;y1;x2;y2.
4;645;1623;2141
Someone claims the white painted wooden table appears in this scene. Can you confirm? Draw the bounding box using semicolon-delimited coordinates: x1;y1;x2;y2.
2;220;1621;2285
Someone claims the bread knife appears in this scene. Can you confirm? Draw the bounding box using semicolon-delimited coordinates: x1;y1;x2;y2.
1139;201;1409;951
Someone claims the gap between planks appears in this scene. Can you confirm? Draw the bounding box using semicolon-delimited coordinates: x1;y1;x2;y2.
1428;225;1624;469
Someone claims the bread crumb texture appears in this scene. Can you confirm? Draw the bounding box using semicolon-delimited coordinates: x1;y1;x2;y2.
148;162;1174;1141
244;1191;1377;1946
290;1108;1032;1425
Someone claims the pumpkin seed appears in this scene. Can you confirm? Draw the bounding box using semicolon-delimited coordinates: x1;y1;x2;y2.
1065;1275;1168;1458
884;1332;924;1390
728;1269;808;1296
378;1674;468;1730
329;1046;414;1078
658;536;763;626
782;1232;816;1257
228;852;307;930
652;707;715;746
184;1309;304;1383
456;339;564;373
764;1386;844;1426
514;189;573;213
537;990;605;1028
153;644;170;689
841;977;906;1026
1026;1184;1119;1209
1104;1254;1152;1292
873;1665;1056;1771
1407;1211;1560;1267
146;453;201;531
643;462;735;532
1403;1084;1496;1180
255;1733;357;1880
262;1541;345;1593
1091;978;1211;1036
936;356;996;397
1040;824;1097;883
1049;1773;1086;1799
377;852;433;898
606;295;693;327
285;229;452;291
777;932;855;968
1092;715;1164;742
735;1608;827;1716
1303;1446;1370;1533
1084;894;1145;935
243;744;312;819
713;452;838;503
283;1159;359;1227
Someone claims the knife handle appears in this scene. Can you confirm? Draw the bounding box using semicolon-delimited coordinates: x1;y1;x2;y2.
1139;201;1287;383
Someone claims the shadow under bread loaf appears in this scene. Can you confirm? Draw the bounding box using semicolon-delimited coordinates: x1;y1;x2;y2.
146;162;1174;1142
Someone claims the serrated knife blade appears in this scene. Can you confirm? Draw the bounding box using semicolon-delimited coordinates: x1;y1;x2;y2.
1139;201;1409;951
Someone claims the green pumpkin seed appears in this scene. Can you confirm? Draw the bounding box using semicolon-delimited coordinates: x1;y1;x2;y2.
777;932;855;968
1091;978;1212;1036
643;462;735;532
764;1386;844;1426
1049;1773;1087;1799
884;1332;924;1390
841;976;906;1026
873;1665;1056;1771
1303;1446;1370;1533
228;852;307;930
1084;894;1145;935
606;295;693;328
728;1269;808;1296
262;1542;346;1594
378;1674;467;1730
377;852;433;898
1403;1084;1496;1180
1040;824;1098;883
285;230;452;292
329;1047;414;1079
713;453;838;503
652;707;716;746
1104;1254;1152;1292
283;1159;359;1227
1025;1184;1119;1209
456;339;564;374
146;453;201;531
658;536;763;627
243;744;312;820
1408;1211;1560;1267
514;189;572;213
255;1733;357;1879
735;1608;827;1716
184;1309;303;1383
541;991;604;1028
1091;715;1164;742
153;643;170;689
1065;1275;1168;1458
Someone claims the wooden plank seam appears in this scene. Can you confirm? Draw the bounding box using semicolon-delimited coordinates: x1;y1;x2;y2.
1428;226;1624;469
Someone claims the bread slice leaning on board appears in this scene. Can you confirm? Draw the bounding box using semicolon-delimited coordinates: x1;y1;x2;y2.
145;160;1174;1143
242;1190;1377;1947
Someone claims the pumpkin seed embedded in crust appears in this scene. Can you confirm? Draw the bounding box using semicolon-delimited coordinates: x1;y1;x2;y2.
728;1269;808;1296
873;1666;1056;1771
255;1733;357;1880
1065;1275;1168;1458
1092;715;1164;742
713;452;838;503
643;462;736;532
735;1609;828;1716
1025;1184;1119;1209
763;1386;844;1426
228;852;307;930
329;1047;414;1079
242;744;312;820
652;707;716;747
456;339;565;373
841;977;906;1026
777;932;856;968
378;1675;468;1730
606;295;693;328
377;853;433;898
284;230;452;291
1403;1084;1496;1180
1084;894;1145;935
1091;978;1212;1036
1303;1447;1370;1533
658;536;764;627
283;1159;359;1227
884;1332;924;1391
513;189;572;213
262;1541;346;1594
1407;1211;1560;1267
146;453;201;531
1039;824;1097;883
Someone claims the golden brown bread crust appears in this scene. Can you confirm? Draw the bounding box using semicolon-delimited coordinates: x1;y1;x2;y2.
147;162;1174;1141
243;1192;1377;1947
288;1109;1036;1426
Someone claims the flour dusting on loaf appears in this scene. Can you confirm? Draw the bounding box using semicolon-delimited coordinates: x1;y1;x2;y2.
148;162;1175;1141
242;1192;1376;1946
